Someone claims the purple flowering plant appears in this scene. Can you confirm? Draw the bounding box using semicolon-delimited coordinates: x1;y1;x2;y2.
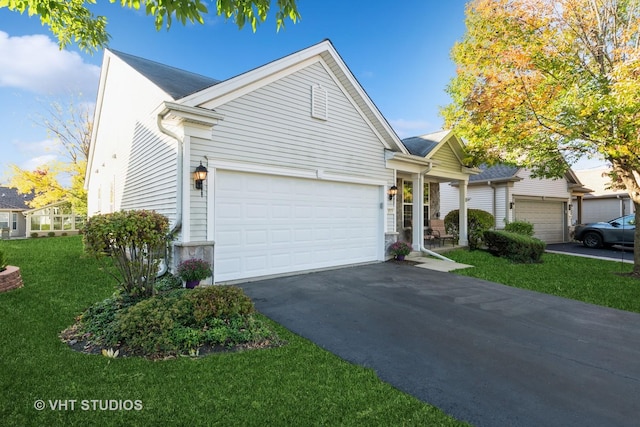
389;241;412;256
177;258;212;282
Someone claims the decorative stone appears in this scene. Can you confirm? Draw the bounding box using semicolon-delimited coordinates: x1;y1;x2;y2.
0;266;23;293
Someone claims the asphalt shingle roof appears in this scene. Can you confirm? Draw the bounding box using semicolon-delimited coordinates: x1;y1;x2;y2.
0;187;34;210
469;164;520;182
110;50;220;99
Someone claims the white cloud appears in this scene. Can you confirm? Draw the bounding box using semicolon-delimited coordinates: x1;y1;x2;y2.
0;31;100;95
390;118;436;138
21;154;59;171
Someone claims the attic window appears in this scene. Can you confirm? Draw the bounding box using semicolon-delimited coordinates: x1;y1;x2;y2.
311;84;328;120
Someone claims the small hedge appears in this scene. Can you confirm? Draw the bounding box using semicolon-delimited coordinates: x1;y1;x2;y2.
504;220;535;237
484;230;546;263
445;209;495;249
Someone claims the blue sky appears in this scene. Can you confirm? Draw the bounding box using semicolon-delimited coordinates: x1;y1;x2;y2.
0;0;601;184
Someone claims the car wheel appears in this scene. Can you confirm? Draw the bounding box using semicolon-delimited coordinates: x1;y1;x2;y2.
583;231;603;248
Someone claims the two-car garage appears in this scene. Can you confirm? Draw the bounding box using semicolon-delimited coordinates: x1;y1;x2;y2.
213;170;383;282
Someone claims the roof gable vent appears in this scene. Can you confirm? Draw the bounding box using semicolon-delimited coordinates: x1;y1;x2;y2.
311;84;328;121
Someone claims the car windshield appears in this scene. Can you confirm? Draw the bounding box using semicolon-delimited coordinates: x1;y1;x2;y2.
608;214;636;227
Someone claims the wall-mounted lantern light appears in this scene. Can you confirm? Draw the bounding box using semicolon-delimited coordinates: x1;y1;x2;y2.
388;185;398;201
194;162;208;197
509;202;515;210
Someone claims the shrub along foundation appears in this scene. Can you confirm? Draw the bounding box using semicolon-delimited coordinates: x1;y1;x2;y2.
0;266;23;292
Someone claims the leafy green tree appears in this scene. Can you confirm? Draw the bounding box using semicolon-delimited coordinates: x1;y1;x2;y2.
0;0;301;52
443;0;640;274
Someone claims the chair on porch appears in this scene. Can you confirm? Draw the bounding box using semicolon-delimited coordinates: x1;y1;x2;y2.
427;219;455;246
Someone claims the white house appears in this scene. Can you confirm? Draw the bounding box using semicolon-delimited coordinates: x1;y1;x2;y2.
0;187;33;238
573;167;635;223
86;40;477;283
434;150;590;243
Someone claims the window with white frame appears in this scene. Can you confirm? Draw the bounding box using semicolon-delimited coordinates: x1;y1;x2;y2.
402;181;430;229
0;212;9;229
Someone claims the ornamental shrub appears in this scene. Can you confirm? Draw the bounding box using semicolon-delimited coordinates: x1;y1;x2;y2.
504;220;535;237
0;249;7;272
484;230;546;263
444;209;495;250
83;210;170;297
186;286;255;327
116;292;193;355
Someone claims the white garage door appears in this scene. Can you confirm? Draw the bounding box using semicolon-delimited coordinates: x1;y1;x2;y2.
214;170;382;282
514;199;565;243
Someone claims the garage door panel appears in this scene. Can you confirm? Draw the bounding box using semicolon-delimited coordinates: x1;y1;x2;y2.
215;170;381;282
514;199;565;243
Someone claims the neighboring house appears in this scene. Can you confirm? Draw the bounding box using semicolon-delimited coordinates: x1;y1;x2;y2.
86;40;478;283
439;162;591;243
573;167;634;223
24;201;86;237
0;187;34;238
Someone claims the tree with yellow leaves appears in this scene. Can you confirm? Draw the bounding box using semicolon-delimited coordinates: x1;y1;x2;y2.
9;99;90;216
443;0;640;274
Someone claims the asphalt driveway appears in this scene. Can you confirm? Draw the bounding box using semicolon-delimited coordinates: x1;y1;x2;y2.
240;263;640;427
547;242;634;262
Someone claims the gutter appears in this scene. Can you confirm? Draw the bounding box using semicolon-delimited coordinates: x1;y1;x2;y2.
156;110;184;277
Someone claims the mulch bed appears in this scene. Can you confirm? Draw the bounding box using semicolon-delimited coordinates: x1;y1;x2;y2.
386;259;421;266
59;322;284;361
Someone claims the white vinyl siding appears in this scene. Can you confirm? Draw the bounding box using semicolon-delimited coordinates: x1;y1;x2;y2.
512;170;570;199
430;143;462;171
197;62;390;178
87;53;178;223
439;183;496;225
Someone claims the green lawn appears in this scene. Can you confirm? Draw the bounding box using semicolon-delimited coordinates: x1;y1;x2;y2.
0;236;464;426
446;249;640;314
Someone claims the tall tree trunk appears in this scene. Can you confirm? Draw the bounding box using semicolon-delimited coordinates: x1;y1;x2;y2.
634;202;640;276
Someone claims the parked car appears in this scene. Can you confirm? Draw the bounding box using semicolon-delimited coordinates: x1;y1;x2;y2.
574;214;636;248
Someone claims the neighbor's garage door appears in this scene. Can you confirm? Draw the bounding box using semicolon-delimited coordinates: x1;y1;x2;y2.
214;170;381;282
514;199;565;243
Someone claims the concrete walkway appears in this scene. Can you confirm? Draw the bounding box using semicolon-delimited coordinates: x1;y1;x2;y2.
406;252;473;272
241;262;640;427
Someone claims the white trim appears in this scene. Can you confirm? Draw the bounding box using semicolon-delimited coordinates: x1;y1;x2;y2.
185;56;322;108
182;136;192;242
206;164;215;242
207;160;387;186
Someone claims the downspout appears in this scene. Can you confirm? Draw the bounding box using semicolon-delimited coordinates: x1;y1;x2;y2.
418;162;455;262
156;113;184;276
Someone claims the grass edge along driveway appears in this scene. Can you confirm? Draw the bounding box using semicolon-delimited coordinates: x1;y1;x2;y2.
0;236;465;426
447;248;640;314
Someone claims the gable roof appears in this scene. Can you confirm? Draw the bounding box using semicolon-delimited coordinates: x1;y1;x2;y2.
0;187;34;210
402;130;450;157
109;50;220;99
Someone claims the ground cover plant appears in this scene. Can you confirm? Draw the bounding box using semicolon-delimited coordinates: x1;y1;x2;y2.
0;236;464;426
447;249;640;314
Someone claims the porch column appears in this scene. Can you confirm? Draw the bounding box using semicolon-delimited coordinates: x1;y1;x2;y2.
458;179;469;246
412;174;424;251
